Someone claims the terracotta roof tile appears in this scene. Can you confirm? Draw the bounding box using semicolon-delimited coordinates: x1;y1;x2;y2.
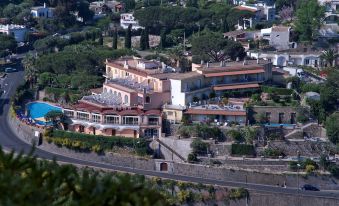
213;83;260;91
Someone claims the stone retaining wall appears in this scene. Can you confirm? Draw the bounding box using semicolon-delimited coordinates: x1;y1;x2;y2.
9;115;339;191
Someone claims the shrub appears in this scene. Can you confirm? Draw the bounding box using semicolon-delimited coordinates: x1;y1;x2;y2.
177;126;194;138
261;148;284;158
195;124;223;141
328;165;339;179
231;144;255;156
229;188;249;200
305;165;315;174
190;139;208;155
187;153;198;163
261;86;293;95
303;159;319;170
228;130;244;143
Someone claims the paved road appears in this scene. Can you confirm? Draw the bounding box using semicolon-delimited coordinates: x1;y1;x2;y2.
0;71;338;200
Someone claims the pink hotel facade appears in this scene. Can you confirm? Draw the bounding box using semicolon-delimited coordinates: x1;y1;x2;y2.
63;56;273;138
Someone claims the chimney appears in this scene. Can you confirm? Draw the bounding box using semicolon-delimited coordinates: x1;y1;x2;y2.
206;62;209;68
220;61;223;67
257;58;259;64
200;60;204;65
243;60;247;65
44;2;46;8
236;57;240;62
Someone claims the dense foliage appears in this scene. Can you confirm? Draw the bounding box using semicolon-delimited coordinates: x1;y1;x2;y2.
191;31;246;62
295;0;325;42
45;130;151;155
190;138;209;155
0;148;167;206
0;34;17;57
231;144;255;156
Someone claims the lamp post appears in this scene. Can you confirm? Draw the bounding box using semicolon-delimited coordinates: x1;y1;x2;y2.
297;163;301;206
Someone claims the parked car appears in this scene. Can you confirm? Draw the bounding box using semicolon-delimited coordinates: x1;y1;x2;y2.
301;184;320;191
5;67;17;73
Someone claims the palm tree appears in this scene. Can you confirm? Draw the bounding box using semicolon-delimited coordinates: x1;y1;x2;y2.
320;49;338;67
168;45;183;67
22;52;38;88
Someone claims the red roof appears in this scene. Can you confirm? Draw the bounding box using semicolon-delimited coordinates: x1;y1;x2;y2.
213;83;260;91
119;109;141;116
204;69;265;77
185;109;246;116
144;109;161;116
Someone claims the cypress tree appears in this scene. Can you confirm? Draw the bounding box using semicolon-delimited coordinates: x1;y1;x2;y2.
112;29;118;49
125;24;132;49
145;27;150;49
140;29;147;50
98;35;103;45
160;29;167;49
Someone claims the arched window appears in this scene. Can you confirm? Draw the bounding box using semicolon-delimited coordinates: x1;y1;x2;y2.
145;96;151;103
114;91;117;96
104;88;107;93
124;95;128;104
118;92;121;97
109;90;112;94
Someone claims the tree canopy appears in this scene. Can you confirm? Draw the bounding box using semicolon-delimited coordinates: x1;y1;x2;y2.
0;34;17;57
326;113;339;144
191;31;246;62
295;0;325;42
0;148;167;206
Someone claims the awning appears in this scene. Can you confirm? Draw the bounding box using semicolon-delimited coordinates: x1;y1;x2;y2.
213;83;260;91
204;69;265;77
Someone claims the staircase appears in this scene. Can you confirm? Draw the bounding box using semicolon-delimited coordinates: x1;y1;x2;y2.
155;138;187;163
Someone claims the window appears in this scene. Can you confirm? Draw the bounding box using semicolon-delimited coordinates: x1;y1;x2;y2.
144;128;158;138
122;116;139;125
124;95;128;104
118;92;121;97
114;91;117;96
290;113;296;124
64;110;74;118
266;112;271;123
104;88;107;93
79;125;85;133
92;114;101;123
145;96;151;104
148;116;159;125
105;115;119;124
278;113;284;124
76;112;89;121
167;111;174;116
305;59;310;65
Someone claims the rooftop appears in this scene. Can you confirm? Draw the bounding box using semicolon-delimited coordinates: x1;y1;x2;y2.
0;24;26;30
150;71;203;80
105;76;154;93
185;104;246;116
106;57;173;77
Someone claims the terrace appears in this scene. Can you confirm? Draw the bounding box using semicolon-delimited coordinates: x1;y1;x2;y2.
106;76;154;94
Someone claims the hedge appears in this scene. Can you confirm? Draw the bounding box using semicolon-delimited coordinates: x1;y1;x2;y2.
231;144;255;156
45;130;150;155
261;86;293;95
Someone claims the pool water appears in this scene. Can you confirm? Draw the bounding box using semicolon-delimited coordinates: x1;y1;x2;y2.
27;102;62;125
264;123;295;128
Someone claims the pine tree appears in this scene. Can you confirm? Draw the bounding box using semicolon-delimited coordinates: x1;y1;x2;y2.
98;35;103;45
125;24;132;49
140;29;147;50
160;29;167;49
112;29;118;49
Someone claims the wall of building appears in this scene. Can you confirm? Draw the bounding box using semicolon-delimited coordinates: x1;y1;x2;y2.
170;79;186;106
251;106;300;124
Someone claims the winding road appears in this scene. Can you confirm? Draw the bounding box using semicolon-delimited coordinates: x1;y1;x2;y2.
0;70;338;200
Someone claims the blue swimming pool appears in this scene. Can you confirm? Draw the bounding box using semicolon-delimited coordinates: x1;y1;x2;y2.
27;102;62;125
264;123;296;128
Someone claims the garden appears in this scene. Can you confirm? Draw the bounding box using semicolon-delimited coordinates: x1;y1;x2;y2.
44;129;151;156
